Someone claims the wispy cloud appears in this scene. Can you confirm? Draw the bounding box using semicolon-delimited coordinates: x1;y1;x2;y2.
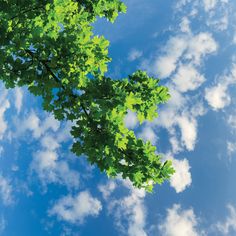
9;108;80;191
128;49;143;61
0;87;10;140
0;174;14;206
14;87;23;114
99;179;147;236
138;125;157;145
0;215;6;234
203;0;217;12
49;191;102;224
226;141;236;158
215;204;236;235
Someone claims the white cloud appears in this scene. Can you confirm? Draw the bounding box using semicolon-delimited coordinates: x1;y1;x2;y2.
205;84;230;110
205;64;236;110
145;31;217;79
177;116;197;151
175;0;198;10
228;114;236;129
140;9;217;157
98;180;116;200
185;32;218;65
215;204;236;235
180;17;191;33
15;111;60;139
124;110;138;129
31;147;80;190
128;49;143;61
154;56;179;79
157;88;184;123
100;179;147;236
169;135;183;154
0;215;6;234
159;204;203;236
203;0;217;11
138;125;157;145
0;146;4;157
170;158;192;193
14;87;23;114
227;141;236;157
173;65;205;92
0;174;13;206
49;191;102;224
233;33;236;44
32;150;57;177
152;36;187;78
0;88;10;140
156;88;204;153
13;109;79;191
207;15;229;31
41;135;60;151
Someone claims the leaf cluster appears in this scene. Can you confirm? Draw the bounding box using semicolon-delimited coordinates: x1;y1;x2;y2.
0;0;174;191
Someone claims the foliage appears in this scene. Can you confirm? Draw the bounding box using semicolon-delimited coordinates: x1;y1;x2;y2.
0;0;174;191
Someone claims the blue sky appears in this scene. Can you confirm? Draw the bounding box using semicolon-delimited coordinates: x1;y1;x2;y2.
1;0;236;235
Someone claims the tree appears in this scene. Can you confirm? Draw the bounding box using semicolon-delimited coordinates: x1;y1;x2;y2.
0;0;174;192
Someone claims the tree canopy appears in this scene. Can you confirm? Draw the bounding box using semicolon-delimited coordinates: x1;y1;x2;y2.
0;0;174;192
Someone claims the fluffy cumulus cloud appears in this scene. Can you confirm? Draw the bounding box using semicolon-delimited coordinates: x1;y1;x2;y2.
177;116;197;151
141;20;216;157
0;174;13;206
100;179;147;236
157;88;205;153
205;84;230;110
145;31;217;79
173;65;205;93
30;133;80;190
215;204;236;235
168;156;192;193
150;36;187;78
137;9;220;197
185;32;218;65
159;204;202;236
205;63;236;110
49;191;102;224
